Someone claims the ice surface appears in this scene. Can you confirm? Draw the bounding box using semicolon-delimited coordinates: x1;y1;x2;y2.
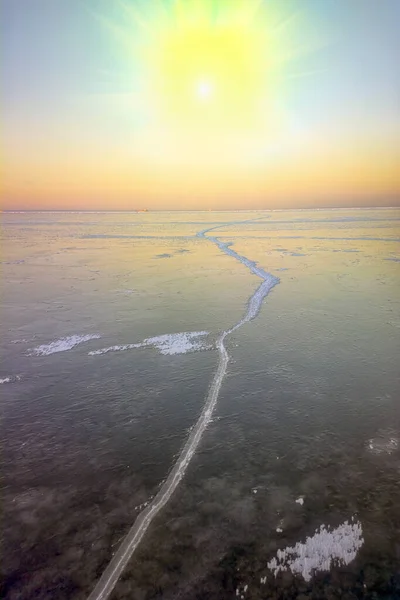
28;334;101;356
267;519;363;582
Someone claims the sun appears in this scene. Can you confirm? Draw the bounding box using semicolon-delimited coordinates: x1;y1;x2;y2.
196;78;214;101
142;20;274;132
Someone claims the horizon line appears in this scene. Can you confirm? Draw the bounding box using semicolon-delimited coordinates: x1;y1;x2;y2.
2;206;400;213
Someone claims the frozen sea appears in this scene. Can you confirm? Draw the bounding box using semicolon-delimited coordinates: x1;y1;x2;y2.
1;208;400;600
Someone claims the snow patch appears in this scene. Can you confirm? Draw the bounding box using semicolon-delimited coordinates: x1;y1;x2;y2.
295;496;304;505
28;334;101;356
367;433;398;455
144;332;209;355
89;332;210;357
0;375;20;384
267;518;363;582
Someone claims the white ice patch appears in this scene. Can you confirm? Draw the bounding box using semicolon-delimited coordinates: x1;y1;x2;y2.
0;375;20;384
144;332;209;355
28;334;101;356
295;496;304;505
367;433;398;455
89;332;210;357
267;519;363;582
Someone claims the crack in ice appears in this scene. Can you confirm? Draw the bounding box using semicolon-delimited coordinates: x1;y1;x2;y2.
87;220;279;600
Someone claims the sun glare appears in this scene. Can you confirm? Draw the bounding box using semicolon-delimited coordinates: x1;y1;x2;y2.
102;0;318;166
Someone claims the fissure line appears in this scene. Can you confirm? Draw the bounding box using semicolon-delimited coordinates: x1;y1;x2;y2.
87;222;279;600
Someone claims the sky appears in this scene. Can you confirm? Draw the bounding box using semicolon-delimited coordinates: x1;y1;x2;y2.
2;0;400;210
